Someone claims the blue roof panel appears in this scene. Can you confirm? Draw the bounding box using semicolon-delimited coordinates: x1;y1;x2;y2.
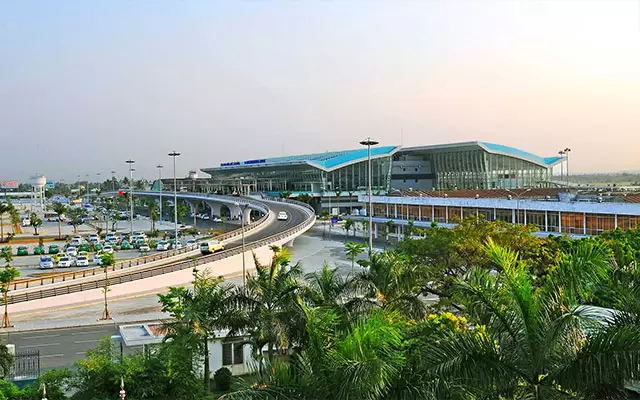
480;142;561;166
220;146;398;170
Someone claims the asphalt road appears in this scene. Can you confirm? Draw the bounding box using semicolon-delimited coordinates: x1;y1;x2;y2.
1;201;312;370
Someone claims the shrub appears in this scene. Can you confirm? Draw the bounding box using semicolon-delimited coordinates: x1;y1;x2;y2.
213;367;233;391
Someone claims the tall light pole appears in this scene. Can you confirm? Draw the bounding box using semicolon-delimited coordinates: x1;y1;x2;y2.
85;174;90;204
111;170;116;192
125;159;135;236
558;149;565;189
235;202;248;287
157;164;163;222
169;151;181;245
563;147;571;191
359;137;379;256
506;188;532;224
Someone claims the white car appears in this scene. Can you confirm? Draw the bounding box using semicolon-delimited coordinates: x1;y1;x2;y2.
156;241;170;251
75;255;89;267
277;211;288;221
103;245;114;254
72;235;83;242
186;239;197;247
212;217;222;223
58;257;72;268
201;215;210;220
139;244;151;252
66;246;78;257
69;239;82;247
21;217;31;227
39;256;53;269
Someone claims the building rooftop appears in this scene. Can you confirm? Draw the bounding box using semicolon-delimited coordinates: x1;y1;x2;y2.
212;146;399;172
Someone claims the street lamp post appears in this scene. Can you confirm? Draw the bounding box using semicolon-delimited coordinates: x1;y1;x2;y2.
169;151;181;246
506;188;532;225
111;170;116;192
157;164;163;222
563;147;571;190
235;202;248;287
125;160;135;236
85;174;90;204
359;137;379;256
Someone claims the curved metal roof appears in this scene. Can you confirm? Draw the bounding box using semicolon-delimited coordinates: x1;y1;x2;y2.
212;146;399;172
479;142;563;167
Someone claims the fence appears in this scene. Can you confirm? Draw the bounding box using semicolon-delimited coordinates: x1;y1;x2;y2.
7;202;315;305
10;199;271;291
7;349;40;381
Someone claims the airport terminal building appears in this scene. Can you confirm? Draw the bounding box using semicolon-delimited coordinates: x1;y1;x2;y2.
179;141;563;197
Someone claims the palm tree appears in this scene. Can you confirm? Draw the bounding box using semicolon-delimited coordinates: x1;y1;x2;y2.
0;246;20;328
30;212;42;235
353;251;427;319
159;272;237;395
0;203;9;243
223;307;408;400
48;202;67;239
7;200;20;235
234;246;305;363
146;199;159;233
344;242;366;275
343;219;354;237
66;207;84;234
419;239;640;399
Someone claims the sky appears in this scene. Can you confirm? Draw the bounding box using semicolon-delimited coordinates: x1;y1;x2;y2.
1;0;639;182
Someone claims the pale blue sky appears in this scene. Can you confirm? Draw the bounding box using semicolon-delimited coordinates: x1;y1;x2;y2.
1;0;639;181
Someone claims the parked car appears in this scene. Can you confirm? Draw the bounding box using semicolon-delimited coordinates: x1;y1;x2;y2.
57;257;72;268
79;243;91;252
21;217;31;227
201;214;210;220
16;246;28;256
170;239;183;250
39;256;53;269
103;245;114;254
69;239;82;247
277;211;288;221
186;239;197;247
212;217;222;223
139;243;151;252
134;239;146;249
119;240;132;250
94;243;104;251
156;241;170;251
66;246;78;257
75;255;89;267
48;245;60;254
33;245;45;255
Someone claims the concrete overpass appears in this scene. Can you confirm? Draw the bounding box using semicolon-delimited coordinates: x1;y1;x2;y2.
6;193;316;314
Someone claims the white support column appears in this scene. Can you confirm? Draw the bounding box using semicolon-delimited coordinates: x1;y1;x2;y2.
394;204;398;219
558;211;562;233
545;210;548;232
418;205;422;220
374;223;378;239
583;213;587;235
524;209;527;225
615;214;618;229
512;208;516;224
432;206;435;221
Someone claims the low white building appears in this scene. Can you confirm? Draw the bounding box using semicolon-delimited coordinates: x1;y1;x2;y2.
117;322;256;376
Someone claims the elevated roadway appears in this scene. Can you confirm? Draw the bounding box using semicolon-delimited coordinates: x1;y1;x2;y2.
6;194;315;313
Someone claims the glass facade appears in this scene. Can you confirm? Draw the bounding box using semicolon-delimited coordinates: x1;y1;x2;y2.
371;202;640;236
431;150;551;190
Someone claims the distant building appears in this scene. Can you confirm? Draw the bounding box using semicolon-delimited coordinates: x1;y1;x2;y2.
161;141;564;211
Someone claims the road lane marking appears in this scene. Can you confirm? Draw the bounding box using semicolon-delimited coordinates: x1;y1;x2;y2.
75;351;86;355
71;330;109;336
40;354;64;358
20;343;60;348
22;334;61;340
73;339;99;344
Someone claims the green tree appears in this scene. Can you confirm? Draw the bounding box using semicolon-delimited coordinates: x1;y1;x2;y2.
48;202;68;239
66;207;85;234
353;251;426;319
0;247;20;328
224;308;408;400
6;199;20;235
234;246;305;363
30;212;42;235
0;338;14;379
344;241;366;275
418;239;640;399
146;199;159;233
159;272;237;395
100;253;116;320
343;219;354;237
0;203;9;243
